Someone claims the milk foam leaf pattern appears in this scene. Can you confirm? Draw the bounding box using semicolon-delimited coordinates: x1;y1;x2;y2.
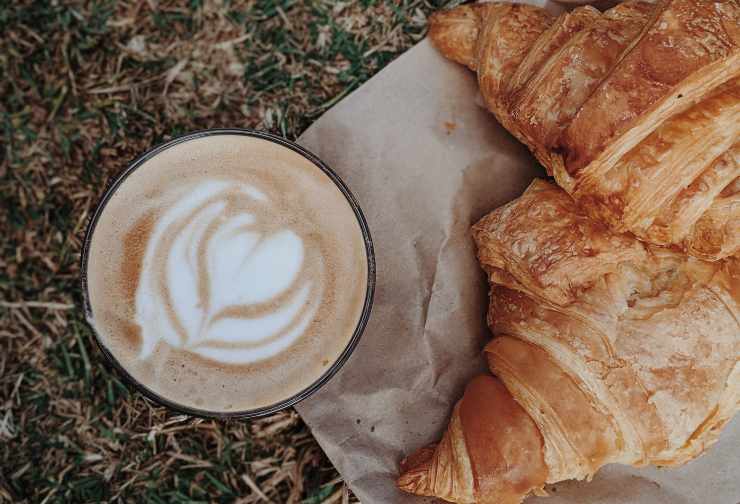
83;130;372;414
135;179;316;365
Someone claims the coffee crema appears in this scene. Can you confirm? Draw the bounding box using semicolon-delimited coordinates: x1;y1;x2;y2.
85;133;369;413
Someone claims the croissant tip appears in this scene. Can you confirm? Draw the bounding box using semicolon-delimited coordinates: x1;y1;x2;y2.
427;6;459;27
427;9;457;42
399;444;436;473
397;445;437;495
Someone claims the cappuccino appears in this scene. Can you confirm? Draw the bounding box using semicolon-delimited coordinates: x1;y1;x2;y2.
84;132;371;413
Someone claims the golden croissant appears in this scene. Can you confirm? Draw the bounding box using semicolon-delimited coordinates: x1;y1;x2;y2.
398;179;740;503
428;0;739;260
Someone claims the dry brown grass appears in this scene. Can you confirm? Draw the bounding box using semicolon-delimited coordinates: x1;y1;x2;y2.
0;0;459;501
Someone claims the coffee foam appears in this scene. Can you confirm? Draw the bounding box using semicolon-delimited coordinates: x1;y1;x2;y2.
86;134;368;412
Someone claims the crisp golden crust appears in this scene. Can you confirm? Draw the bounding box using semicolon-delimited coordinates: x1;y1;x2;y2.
475;3;553;120
428;4;494;71
398;402;476;503
573;77;740;243
563;0;740;173
510;1;655;174
645;144;739;250
684;168;740;260
427;0;740;260
506;6;602;100
399;181;740;503
487;181;740;466
486;337;622;482
398;375;547;504
472;179;646;306
488;285;668;465
459;376;548;504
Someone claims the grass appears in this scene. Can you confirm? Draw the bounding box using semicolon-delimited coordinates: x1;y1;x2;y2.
0;0;460;502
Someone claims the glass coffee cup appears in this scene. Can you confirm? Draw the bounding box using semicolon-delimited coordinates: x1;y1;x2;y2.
81;129;375;418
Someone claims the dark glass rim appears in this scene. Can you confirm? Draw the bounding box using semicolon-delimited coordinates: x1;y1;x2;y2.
80;128;376;419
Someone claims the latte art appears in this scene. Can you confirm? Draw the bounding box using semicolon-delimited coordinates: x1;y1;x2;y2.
84;133;370;413
136;180;322;364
